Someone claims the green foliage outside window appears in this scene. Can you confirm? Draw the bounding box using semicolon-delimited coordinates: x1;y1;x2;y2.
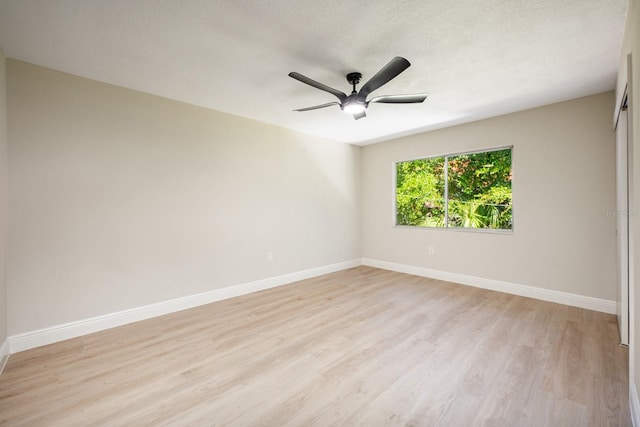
395;148;512;230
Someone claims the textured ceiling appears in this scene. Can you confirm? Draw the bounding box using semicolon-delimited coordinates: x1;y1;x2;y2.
0;0;629;145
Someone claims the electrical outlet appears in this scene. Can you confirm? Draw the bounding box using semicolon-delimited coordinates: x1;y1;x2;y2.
267;251;274;262
428;246;435;255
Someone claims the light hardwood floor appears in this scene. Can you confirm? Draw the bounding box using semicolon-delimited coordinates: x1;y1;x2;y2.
0;266;631;426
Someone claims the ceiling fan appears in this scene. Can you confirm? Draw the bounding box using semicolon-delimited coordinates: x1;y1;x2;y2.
288;57;428;120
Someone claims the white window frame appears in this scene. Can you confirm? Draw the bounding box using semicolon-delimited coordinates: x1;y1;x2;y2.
393;146;514;233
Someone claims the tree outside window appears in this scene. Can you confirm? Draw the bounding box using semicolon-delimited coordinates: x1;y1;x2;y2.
395;148;512;230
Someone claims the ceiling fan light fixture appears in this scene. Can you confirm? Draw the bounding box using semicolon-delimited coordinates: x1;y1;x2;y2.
343;101;366;114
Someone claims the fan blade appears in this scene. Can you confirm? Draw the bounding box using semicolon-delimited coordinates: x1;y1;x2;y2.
353;110;366;120
368;94;428;104
358;57;411;100
288;72;347;103
293;102;340;112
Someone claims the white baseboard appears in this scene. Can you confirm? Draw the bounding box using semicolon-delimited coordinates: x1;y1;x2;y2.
8;259;361;354
6;257;617;354
0;338;9;375
632;382;640;427
362;258;616;314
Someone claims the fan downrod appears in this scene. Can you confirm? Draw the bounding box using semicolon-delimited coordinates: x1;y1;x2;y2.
346;72;362;93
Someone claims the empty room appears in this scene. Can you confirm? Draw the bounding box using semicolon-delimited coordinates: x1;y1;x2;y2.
0;0;638;426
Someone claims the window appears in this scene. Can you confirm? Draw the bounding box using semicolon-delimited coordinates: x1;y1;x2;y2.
395;147;512;230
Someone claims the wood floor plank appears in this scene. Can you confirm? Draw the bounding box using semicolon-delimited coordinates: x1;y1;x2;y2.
0;266;631;426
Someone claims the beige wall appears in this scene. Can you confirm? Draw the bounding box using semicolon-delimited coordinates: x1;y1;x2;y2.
361;92;616;301
6;60;361;335
0;49;7;345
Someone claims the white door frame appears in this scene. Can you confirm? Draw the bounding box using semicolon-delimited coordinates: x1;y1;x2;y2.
616;89;630;346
